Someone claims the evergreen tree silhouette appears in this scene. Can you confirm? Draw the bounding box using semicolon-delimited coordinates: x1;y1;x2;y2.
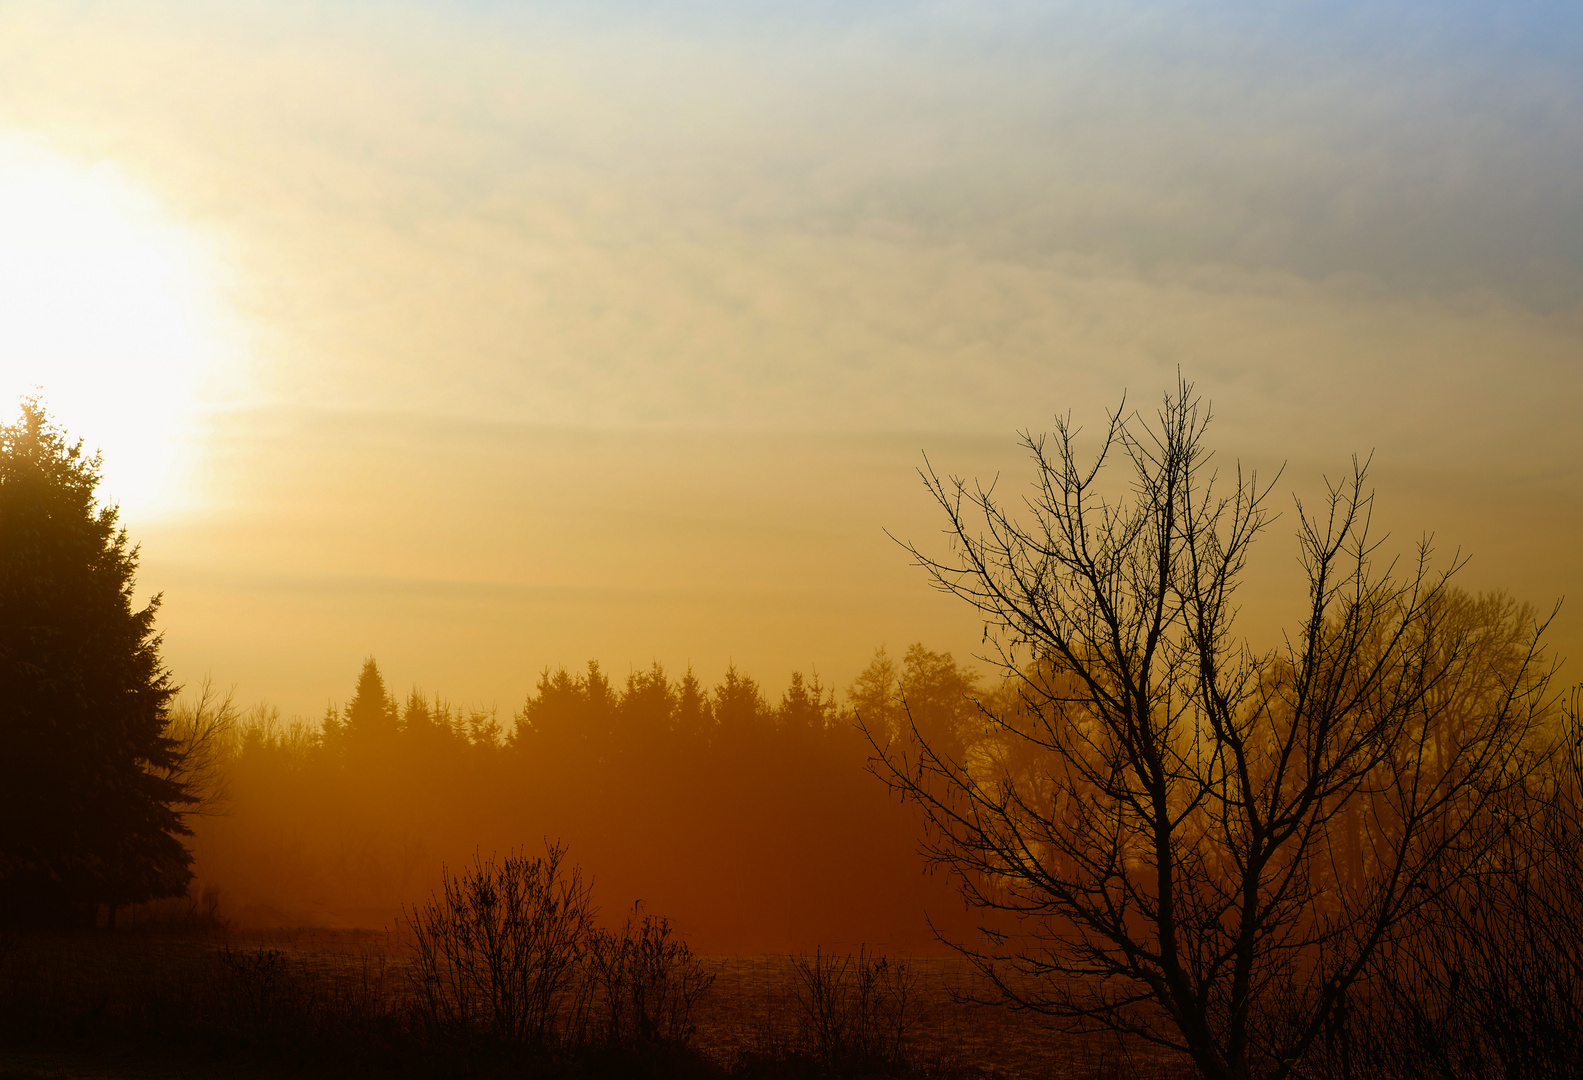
0;401;192;927
341;657;399;755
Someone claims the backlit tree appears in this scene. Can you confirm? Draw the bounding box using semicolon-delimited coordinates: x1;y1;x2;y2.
0;401;193;927
867;382;1555;1080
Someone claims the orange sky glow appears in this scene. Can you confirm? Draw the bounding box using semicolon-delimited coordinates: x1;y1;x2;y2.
1;0;1577;724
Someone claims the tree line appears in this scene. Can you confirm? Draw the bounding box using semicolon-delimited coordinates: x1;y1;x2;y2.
190;645;987;950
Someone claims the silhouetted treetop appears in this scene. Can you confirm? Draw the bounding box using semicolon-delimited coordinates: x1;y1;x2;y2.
342;657;399;744
777;670;837;733
852;645;981;763
0;400;192;927
712;664;767;734
674;667;711;740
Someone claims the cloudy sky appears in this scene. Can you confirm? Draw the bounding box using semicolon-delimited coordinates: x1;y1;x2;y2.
1;0;1578;716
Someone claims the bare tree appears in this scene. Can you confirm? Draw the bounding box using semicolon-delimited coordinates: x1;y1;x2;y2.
866;381;1555;1080
163;678;240;817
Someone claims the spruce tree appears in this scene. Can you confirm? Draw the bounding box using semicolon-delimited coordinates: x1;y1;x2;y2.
341;657;399;750
0;401;192;927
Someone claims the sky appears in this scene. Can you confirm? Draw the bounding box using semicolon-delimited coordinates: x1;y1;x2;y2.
0;0;1579;719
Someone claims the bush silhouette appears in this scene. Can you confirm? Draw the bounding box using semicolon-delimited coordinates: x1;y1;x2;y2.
406;842;595;1051
585;913;716;1047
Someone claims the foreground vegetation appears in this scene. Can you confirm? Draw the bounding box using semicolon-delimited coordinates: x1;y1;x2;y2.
0;928;1140;1080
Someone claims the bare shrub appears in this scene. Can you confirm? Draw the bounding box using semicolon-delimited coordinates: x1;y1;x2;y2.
113;883;228;932
583;913;716;1047
405;842;595;1050
220;944;293;1049
163;679;241;816
791;947;919;1073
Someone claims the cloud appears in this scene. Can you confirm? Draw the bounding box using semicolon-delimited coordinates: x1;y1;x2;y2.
2;0;1579;712
0;1;1577;449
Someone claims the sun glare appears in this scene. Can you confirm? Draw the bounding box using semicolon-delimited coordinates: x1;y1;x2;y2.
0;132;241;518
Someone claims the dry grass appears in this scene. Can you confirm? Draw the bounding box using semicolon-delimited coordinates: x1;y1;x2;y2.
0;928;406;1075
0;930;1188;1080
692;955;1185;1080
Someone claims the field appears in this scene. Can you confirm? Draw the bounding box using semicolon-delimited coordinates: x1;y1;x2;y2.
0;929;1187;1080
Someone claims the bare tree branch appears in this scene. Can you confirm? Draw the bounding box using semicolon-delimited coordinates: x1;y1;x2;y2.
865;379;1554;1080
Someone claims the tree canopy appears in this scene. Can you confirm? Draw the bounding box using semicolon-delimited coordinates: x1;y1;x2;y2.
869;382;1558;1080
0;401;193;927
